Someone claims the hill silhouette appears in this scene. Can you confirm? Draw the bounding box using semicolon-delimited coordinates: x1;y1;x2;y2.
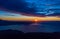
0;29;60;39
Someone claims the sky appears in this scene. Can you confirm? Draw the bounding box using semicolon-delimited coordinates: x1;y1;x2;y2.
0;10;60;21
0;0;60;21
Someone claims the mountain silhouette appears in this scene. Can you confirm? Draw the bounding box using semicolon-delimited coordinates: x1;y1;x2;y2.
0;29;60;39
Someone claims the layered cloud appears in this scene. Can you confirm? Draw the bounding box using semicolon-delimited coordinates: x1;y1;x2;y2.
0;10;33;18
0;0;60;16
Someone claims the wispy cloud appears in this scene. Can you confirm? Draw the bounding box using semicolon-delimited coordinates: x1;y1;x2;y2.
0;10;34;18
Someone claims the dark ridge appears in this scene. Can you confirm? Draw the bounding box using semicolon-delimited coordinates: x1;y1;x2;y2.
0;29;60;39
0;29;24;39
0;29;24;35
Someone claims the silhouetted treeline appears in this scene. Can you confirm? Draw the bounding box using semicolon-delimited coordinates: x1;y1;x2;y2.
0;29;60;39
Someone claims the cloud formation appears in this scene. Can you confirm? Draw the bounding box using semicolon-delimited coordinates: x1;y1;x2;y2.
0;0;60;16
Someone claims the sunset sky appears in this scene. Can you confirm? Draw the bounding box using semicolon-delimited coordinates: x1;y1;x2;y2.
0;10;60;21
0;0;60;21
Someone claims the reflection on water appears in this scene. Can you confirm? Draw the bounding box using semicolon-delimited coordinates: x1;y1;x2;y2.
0;22;60;33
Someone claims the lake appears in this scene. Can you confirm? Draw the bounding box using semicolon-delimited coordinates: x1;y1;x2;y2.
0;21;60;33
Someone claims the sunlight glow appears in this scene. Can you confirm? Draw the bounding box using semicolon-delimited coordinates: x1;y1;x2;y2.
34;19;38;22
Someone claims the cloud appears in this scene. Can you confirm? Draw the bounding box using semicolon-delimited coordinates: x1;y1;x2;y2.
0;11;23;17
0;0;36;13
0;10;35;18
0;0;60;16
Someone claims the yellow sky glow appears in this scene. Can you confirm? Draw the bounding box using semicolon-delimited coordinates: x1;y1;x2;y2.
0;16;60;21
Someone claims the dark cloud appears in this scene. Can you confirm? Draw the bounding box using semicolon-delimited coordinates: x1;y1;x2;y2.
0;0;36;14
0;0;60;16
